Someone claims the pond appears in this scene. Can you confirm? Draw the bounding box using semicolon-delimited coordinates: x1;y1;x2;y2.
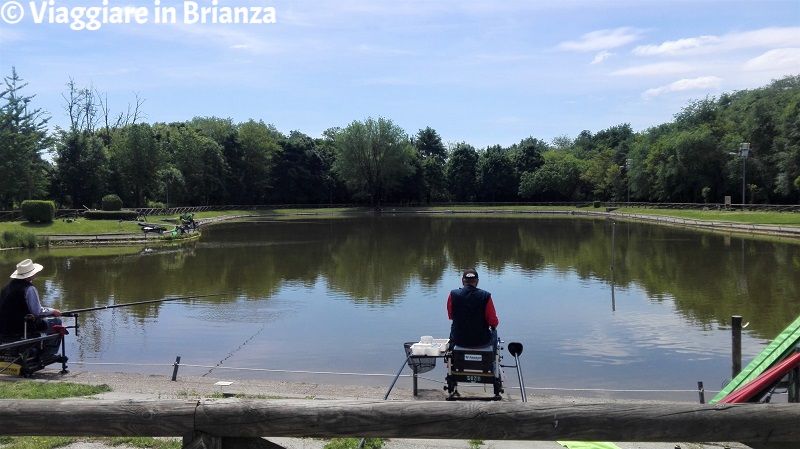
4;214;800;401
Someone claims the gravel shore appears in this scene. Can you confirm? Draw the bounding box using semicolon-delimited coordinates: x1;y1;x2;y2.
1;369;756;449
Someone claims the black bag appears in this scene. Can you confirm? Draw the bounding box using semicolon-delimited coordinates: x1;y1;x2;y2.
32;316;48;332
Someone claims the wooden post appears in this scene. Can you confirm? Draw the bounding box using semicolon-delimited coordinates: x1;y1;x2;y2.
697;381;705;404
3;398;800;444
732;315;743;378
172;356;181;381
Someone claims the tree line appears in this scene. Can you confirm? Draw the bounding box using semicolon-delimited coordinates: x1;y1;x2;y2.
1;67;798;209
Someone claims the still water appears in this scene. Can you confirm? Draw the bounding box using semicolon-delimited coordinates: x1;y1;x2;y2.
4;214;800;400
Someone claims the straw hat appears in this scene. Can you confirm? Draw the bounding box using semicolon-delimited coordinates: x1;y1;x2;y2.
10;259;44;279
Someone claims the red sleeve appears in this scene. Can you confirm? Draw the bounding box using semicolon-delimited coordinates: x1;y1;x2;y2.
485;297;499;328
447;293;453;320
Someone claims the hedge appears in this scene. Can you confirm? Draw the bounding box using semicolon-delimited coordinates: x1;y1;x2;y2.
101;194;123;211
21;200;55;223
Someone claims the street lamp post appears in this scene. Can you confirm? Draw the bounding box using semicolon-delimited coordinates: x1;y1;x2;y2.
626;158;632;204
739;142;750;207
618;159;632;205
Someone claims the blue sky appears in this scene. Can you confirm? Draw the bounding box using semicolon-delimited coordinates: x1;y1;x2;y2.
2;0;799;149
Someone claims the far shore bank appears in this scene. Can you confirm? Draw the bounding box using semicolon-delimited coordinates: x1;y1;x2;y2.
36;208;800;248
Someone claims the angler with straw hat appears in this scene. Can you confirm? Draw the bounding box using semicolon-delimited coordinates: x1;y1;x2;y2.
0;259;62;352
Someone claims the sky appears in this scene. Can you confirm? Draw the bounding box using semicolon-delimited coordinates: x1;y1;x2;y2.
1;0;799;150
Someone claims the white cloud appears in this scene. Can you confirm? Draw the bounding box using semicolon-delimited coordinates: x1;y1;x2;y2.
642;76;722;99
725;27;800;51
633;36;720;56
744;48;800;72
591;50;613;64
610;62;694;77
557;27;643;52
632;27;800;57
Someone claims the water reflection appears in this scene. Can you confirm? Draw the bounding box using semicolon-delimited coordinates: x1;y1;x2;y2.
2;214;799;399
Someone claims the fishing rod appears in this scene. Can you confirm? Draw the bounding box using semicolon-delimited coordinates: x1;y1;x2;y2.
62;293;230;316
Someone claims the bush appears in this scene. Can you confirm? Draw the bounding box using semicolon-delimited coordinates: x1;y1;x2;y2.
21;200;55;223
1;231;46;249
84;210;139;220
101;194;123;211
593;200;601;208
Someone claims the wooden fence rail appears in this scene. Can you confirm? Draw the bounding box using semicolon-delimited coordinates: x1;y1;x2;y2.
1;398;799;448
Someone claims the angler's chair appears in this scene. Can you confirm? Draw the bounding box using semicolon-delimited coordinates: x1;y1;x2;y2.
444;332;504;400
0;315;69;376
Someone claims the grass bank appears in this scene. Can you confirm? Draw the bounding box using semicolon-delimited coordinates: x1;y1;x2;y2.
611;207;800;226
0;381;181;449
0;210;272;238
1;231;41;249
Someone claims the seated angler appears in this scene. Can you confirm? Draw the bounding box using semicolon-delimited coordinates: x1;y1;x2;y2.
447;268;499;348
0;259;63;353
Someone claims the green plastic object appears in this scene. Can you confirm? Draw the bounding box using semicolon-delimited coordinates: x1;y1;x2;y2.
710;315;800;404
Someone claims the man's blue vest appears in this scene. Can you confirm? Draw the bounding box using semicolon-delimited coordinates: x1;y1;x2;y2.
449;285;493;347
0;279;34;336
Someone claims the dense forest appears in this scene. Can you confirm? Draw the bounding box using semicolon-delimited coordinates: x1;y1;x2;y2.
1;68;798;209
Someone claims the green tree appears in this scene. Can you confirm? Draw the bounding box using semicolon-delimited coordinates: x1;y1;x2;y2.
672;125;726;203
476;145;517;202
774;109;800;202
239;120;281;204
271;131;332;204
569;130;596;159
389;148;424;204
161;124;227;206
108;123;165;207
551;135;573;150
191;117;242;204
701;186;712;203
582;148;617;200
445;142;479;202
52;130;109;208
510;137;546;176
772;77;800;202
628;124;671;202
519;152;585;201
318;129;348;204
593;124;634;158
414;126;446;160
414;127;448;203
421;156;448;202
0;68;51;208
332;117;414;206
